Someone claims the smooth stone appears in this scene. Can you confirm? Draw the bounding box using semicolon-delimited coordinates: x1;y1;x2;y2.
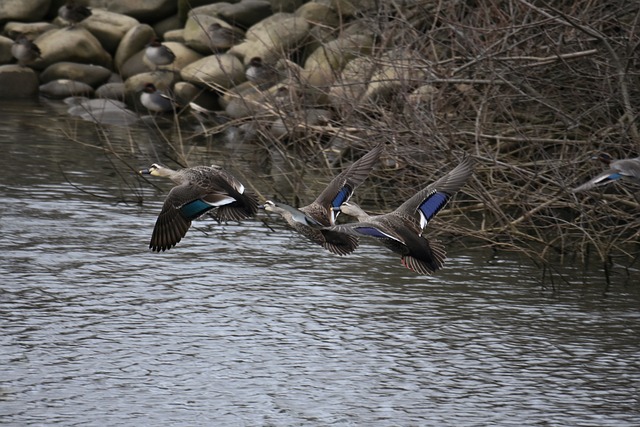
95;82;126;100
34;27;112;70
153;14;182;37
183;14;223;54
40;62;112;87
67;97;138;126
3;22;57;40
303;33;374;86
295;2;340;27
0;0;50;22
327;56;373;108
216;1;272;28
39;79;95;98
270;0;304;13
173;81;219;110
119;50;148;79
114;23;155;72
188;2;271;28
181;53;245;89
245;13;309;50
0;36;13;64
82;9;140;54
163;29;185;43
228;13;309;63
0;64;39;98
88;0;178;22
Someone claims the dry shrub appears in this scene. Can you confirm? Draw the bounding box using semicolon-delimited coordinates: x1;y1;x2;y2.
231;0;640;278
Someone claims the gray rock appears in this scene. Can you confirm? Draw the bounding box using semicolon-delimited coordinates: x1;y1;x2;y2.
0;36;13;64
270;0;304;13
114;23;155;72
173;81;219;110
183;14;222;54
295;2;340;27
188;2;272;30
34;27;112;70
153;14;182;38
82;9;140;54
88;0;177;22
3;22;57;41
0;64;39;98
181;53;245;89
67;97;139;126
163;29;185;43
95;82;126;99
0;0;50;22
303;33;374;86
229;13;309;64
40;62;112;87
39;79;95;98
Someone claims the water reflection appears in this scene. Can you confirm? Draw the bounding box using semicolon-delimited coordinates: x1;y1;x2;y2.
1;101;639;426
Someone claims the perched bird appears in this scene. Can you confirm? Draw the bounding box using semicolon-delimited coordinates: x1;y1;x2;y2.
572;152;640;193
245;57;279;87
11;35;41;66
330;156;474;275
262;143;384;255
140;163;259;252
139;83;177;113
207;22;245;50
144;38;176;69
58;2;92;26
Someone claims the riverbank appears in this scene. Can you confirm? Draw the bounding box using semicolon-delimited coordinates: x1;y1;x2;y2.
1;1;639;276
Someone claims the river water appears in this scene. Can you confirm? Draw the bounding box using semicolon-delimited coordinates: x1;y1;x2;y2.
1;100;639;426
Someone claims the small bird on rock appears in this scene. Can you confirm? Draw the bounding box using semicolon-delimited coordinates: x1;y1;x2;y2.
144;38;176;70
11;35;41;66
58;2;92;27
206;22;245;50
140;83;177;114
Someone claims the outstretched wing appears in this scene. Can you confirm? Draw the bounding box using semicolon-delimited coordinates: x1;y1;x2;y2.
312;143;384;224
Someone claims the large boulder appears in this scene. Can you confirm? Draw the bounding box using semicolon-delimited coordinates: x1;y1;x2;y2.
228;13;309;64
3;22;57;40
34;27;112;70
0;64;39;98
40;62;112;87
189;2;272;28
82;9;140;54
0;0;50;23
181;53;245;89
0;36;13;64
114;23;155;71
88;0;177;22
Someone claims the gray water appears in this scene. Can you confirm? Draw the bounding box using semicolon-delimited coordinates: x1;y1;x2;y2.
1;101;639;426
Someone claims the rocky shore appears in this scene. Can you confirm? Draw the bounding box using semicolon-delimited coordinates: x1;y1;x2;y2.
0;0;391;128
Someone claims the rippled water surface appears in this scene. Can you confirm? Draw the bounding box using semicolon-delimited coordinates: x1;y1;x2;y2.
1;101;639;426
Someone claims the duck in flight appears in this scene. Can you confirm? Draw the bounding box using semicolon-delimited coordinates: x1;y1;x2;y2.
330;156;474;275
140;163;258;252
262;143;384;255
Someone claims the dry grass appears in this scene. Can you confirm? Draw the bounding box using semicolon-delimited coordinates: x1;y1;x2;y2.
218;0;640;279
89;0;640;281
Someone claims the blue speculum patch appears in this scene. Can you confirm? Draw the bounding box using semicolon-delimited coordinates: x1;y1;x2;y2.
354;226;390;239
332;186;352;208
180;199;213;220
419;192;449;222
